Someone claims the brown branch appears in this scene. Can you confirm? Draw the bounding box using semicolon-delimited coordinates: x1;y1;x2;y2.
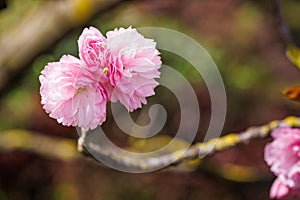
1;116;299;174
0;0;132;98
78;116;300;172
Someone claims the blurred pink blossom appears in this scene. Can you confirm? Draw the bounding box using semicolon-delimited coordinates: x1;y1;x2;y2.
105;27;161;111
264;127;300;199
39;55;109;130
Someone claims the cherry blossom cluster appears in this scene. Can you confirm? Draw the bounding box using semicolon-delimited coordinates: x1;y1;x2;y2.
40;27;161;130
265;127;300;199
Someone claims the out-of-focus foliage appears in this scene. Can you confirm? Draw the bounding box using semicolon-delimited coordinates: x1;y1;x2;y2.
282;1;300;34
282;86;300;103
0;69;37;130
0;0;44;34
286;44;300;69
282;45;300;103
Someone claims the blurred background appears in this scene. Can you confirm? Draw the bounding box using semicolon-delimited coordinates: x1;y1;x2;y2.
1;0;300;199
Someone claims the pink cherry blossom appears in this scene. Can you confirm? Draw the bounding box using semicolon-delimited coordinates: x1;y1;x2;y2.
78;26;107;74
105;27;161;111
39;55;109;130
264;127;300;199
40;26;161;129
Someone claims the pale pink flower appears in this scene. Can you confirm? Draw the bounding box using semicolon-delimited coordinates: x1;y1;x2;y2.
105;27;161;111
40;26;161;129
264;127;300;199
39;55;109;130
78;26;107;75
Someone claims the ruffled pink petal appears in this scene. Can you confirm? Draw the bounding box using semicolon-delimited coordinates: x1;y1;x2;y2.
105;27;161;111
39;55;109;130
78;26;108;76
270;178;290;199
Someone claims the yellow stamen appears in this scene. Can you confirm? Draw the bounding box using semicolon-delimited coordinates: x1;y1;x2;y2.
103;67;108;74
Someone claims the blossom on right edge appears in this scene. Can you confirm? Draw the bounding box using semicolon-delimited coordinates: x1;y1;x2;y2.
264;127;300;199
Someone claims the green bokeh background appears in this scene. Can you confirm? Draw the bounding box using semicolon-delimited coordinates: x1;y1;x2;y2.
0;0;300;199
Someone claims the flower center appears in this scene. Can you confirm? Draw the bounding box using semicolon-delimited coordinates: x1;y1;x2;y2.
103;67;108;74
75;87;87;96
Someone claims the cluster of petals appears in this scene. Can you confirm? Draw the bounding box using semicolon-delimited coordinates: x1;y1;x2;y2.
40;26;161;130
264;127;300;199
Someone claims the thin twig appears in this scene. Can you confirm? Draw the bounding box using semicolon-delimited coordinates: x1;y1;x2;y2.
271;0;294;46
78;116;300;171
77;128;87;152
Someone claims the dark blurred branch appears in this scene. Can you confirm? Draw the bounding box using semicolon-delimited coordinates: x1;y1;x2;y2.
0;0;132;98
0;0;7;10
0;129;80;161
78;116;300;171
271;0;294;46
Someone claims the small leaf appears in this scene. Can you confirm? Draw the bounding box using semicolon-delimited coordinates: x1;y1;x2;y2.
286;45;300;69
282;86;300;102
